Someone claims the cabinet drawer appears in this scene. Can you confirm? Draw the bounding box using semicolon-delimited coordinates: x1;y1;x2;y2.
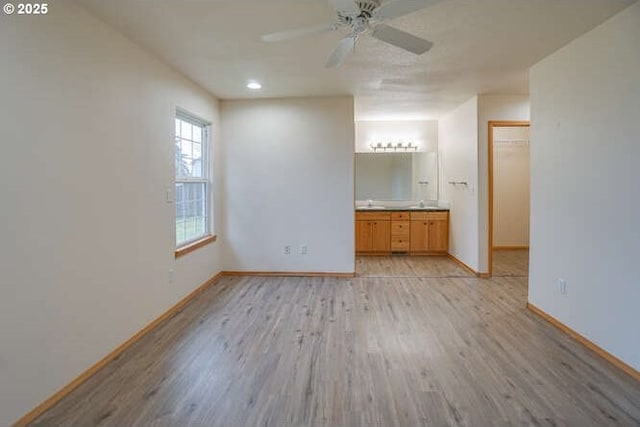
410;211;448;221
390;212;410;220
391;221;410;236
391;237;410;251
356;212;391;221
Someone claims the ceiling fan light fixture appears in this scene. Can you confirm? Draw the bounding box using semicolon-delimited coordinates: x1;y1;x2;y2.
261;0;437;69
247;81;262;90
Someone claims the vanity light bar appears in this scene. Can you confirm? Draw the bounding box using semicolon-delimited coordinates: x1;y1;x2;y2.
369;141;418;152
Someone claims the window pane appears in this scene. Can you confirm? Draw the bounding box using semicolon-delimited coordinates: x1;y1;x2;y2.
176;182;207;246
191;142;202;178
175;139;205;179
181;140;192;161
192;143;201;160
181;120;192;141
193;125;202;143
175;118;181;137
175;139;189;178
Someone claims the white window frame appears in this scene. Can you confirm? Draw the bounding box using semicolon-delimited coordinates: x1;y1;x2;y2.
174;109;211;249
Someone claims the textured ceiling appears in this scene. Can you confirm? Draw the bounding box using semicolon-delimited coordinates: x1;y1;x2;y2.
75;0;635;119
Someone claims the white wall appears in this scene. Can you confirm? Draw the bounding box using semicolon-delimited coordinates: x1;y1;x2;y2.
438;97;479;270
493;127;530;247
529;3;640;370
220;97;355;273
0;3;224;425
355;120;438;153
478;95;530;272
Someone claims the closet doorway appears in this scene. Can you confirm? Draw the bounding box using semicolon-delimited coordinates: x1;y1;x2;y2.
488;121;530;277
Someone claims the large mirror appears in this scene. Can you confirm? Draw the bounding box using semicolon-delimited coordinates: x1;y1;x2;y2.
355;152;438;201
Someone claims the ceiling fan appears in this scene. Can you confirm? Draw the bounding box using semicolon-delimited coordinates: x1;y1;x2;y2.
262;0;442;68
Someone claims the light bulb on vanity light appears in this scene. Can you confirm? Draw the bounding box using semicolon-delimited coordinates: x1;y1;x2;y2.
247;81;262;90
369;140;418;152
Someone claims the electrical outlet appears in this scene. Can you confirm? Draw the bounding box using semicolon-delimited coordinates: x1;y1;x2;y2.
558;279;567;295
300;244;308;255
284;245;291;255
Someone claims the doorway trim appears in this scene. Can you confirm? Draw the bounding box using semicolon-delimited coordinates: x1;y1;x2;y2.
488;120;530;277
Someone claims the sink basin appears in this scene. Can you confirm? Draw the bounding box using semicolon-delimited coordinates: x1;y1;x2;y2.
408;206;440;210
357;206;386;210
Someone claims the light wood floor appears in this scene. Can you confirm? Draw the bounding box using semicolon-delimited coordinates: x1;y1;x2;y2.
32;253;640;426
355;255;474;278
356;249;529;278
492;249;529;277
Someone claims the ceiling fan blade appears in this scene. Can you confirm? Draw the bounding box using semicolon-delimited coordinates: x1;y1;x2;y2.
372;24;433;55
330;0;361;17
262;23;337;42
326;37;356;68
374;0;443;21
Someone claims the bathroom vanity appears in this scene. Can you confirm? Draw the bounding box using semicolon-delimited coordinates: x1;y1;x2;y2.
355;150;447;255
355;208;449;255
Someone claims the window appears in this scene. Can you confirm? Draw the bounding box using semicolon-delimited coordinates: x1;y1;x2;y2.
175;110;210;248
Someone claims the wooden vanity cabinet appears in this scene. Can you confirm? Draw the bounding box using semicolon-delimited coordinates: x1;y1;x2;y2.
390;212;410;252
409;212;449;254
355;212;391;254
356;210;449;255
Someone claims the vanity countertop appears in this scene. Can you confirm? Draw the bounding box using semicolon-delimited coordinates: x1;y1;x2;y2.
355;207;449;212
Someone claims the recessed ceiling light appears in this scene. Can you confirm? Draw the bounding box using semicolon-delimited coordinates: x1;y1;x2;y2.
247;81;262;90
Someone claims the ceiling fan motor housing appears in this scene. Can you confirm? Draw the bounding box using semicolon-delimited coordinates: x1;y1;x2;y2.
337;0;381;25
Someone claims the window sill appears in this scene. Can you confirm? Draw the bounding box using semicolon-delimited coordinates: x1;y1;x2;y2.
175;234;217;259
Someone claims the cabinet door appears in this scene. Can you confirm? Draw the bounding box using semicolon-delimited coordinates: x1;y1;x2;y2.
410;220;429;252
428;219;449;252
355;220;372;252
371;220;390;252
